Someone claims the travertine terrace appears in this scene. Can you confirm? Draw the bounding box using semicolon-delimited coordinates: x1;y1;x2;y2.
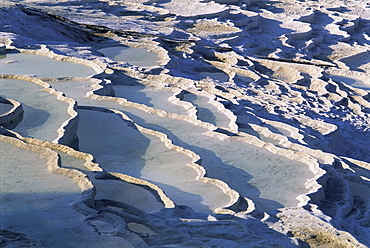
1;0;370;247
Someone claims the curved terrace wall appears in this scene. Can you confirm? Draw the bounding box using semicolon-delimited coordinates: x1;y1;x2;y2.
0;74;79;146
0;97;23;129
86;78;326;215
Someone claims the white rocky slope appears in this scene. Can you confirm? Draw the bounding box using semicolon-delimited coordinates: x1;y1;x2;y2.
1;0;370;247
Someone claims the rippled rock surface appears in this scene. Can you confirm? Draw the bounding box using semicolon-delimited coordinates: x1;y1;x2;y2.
1;0;370;247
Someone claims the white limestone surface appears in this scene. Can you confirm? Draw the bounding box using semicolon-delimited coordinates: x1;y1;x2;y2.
77;108;231;213
1;0;370;247
0;137;134;248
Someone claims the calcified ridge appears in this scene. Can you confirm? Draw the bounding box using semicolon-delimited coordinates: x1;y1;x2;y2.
1;0;370;247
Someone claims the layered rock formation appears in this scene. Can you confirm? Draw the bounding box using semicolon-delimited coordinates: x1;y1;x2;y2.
1;0;369;247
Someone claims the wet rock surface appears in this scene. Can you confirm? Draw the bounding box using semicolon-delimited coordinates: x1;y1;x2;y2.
1;0;370;247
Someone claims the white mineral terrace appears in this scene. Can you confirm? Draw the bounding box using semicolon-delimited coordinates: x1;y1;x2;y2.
77;108;230;214
0;47;322;244
1;0;370;247
0;78;73;143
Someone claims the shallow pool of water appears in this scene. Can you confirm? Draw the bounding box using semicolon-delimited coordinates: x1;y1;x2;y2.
0;79;71;142
127;106;313;213
200;71;229;82
0;140;80;194
182;92;231;128
98;46;160;67
77;108;229;213
49;80;92;99
58;149;165;213
77;97;314;213
114;85;188;115
0;53;97;78
0;139;124;248
0;102;13;114
330;75;370;90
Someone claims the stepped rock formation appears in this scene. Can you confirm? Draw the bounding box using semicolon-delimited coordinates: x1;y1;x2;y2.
1;0;370;247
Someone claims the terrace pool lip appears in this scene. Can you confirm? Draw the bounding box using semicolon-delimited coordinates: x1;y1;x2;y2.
0;96;24;129
0;76;78;145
